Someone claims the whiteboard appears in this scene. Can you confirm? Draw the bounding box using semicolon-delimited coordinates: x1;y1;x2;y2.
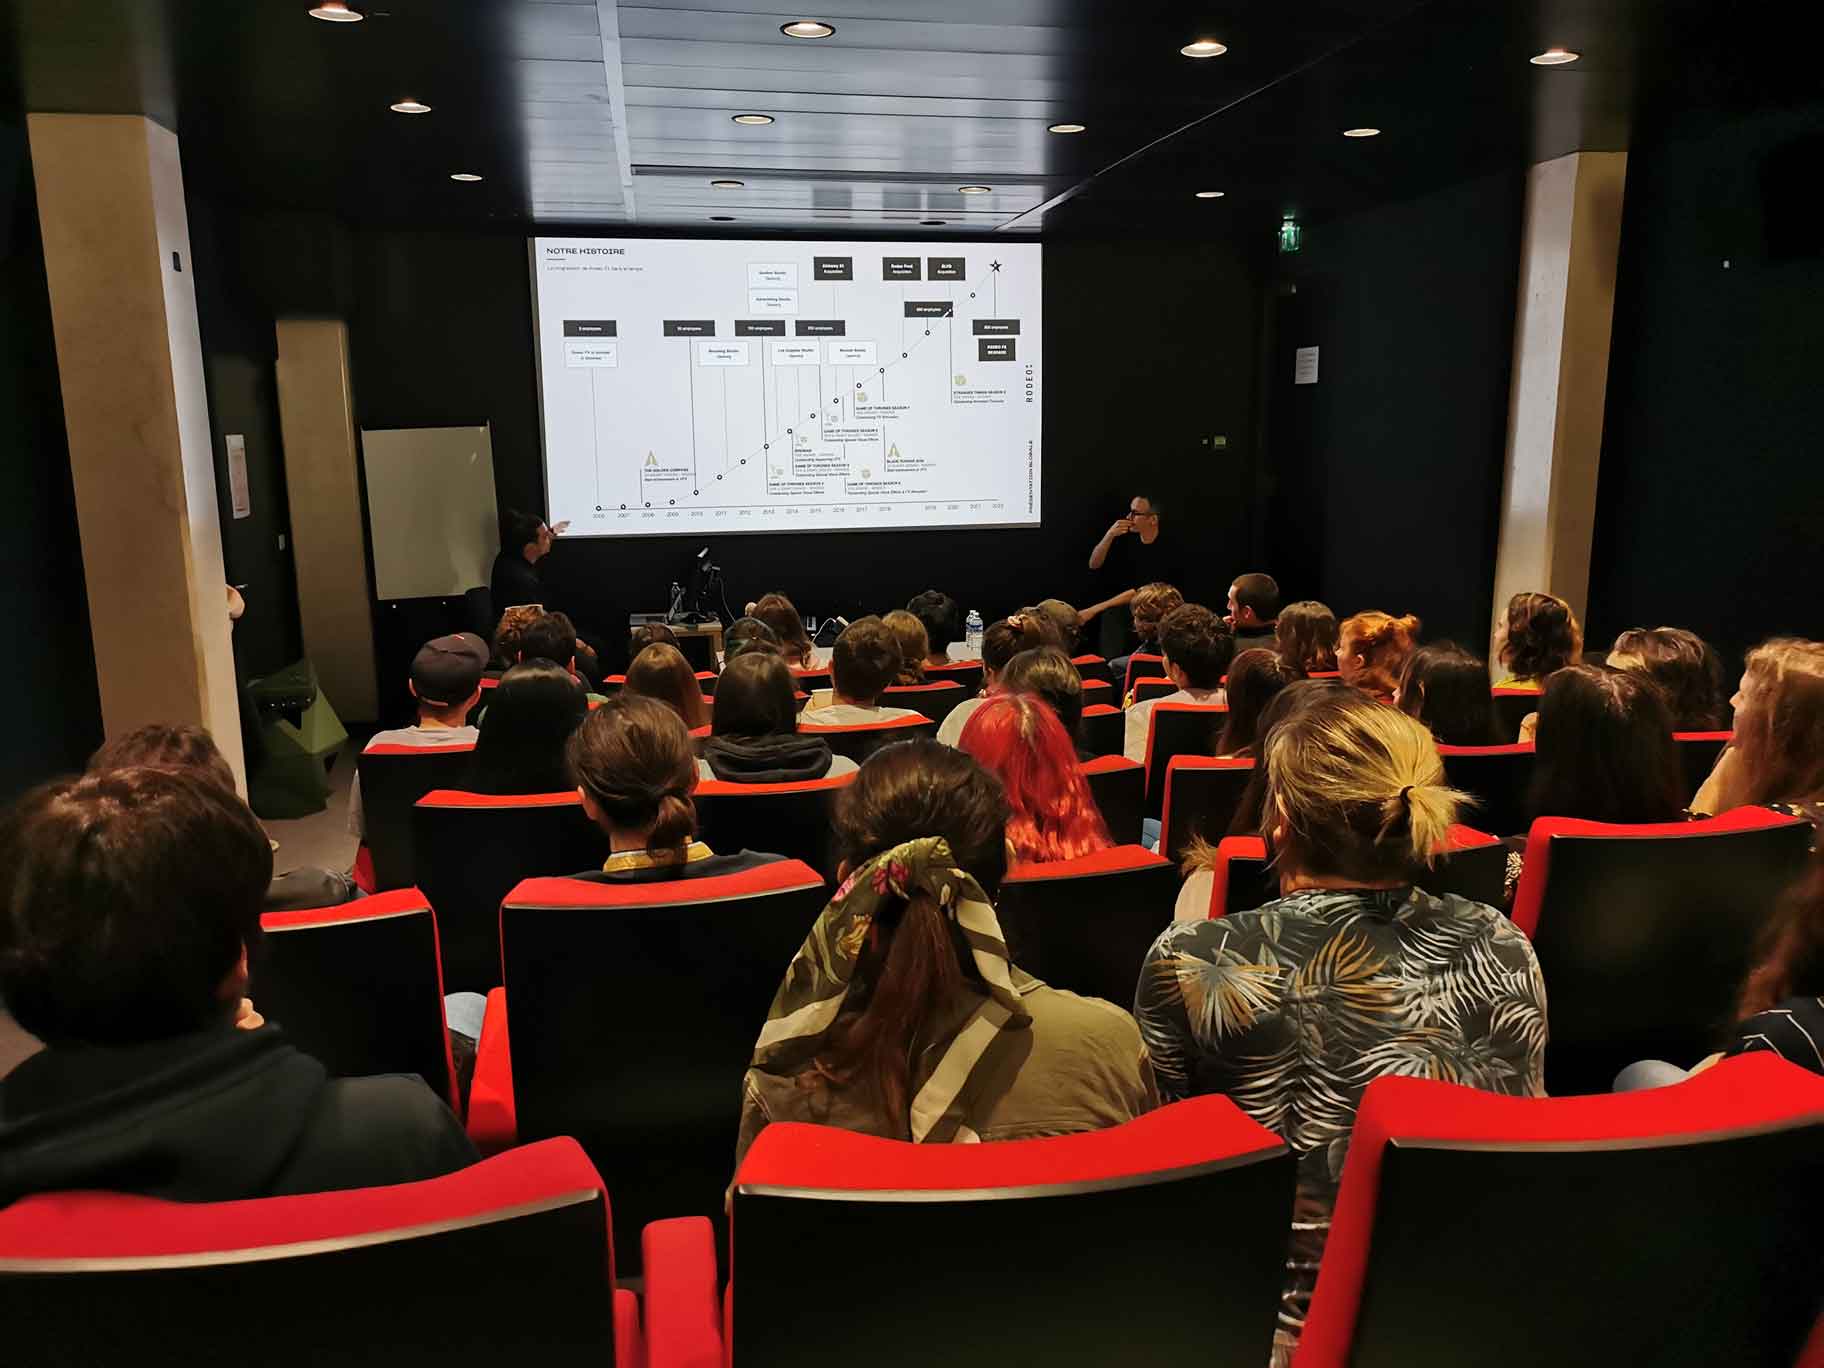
360;424;498;600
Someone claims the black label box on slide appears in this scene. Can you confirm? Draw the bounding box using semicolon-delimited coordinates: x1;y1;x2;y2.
978;338;1016;361
972;319;1020;335
882;257;921;280
813;257;853;280
795;320;846;336
928;258;965;279
563;320;617;336
904;301;954;318
734;320;787;336
662;320;715;336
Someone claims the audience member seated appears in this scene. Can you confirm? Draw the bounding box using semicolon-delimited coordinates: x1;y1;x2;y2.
1031;598;1081;653
999;645;1092;760
1226;572;1280;650
1494;590;1582;690
1275;599;1338;676
348;632;486;840
700;652;857;783
736;742;1156;1165
936;613;1063;747
958;694;1113;864
1110;580;1184;692
906;589;962;665
89;725;359;912
0;770;476;1203
488;603;541;673
1692;638;1824;821
518;610;604;695
1213;648;1300;758
1136;690;1545;1366
1395;642;1503;746
1124;603;1233;763
751;591;818;669
1606;626;1729;732
722;615;782;663
569;695;780;882
625;641;710;730
1336;610;1420;705
799;617;923;726
882;610;929;685
465;660;588;794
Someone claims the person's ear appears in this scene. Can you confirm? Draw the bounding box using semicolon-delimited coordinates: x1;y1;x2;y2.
1005;836;1018;868
577;787;603;824
408;680;421;701
217;943;251;1005
835;858;851;883
464;686;483;710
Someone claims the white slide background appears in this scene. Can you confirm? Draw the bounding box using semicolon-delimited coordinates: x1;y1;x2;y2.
530;237;1041;537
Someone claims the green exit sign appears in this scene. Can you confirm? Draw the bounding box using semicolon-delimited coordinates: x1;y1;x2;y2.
1278;218;1302;254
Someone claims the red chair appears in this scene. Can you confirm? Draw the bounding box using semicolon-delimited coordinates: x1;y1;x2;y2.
1201;826;1510;919
1674;729;1732;806
1123;652;1165;695
0;1138;643;1365
880;679;967;724
1131;675;1178;703
1159;755;1255;864
1143;702;1230;816
1511;807;1813;1095
255;888;458;1109
1079;755;1144;845
412;790;609;991
996;845;1178;1006
643;1095;1294;1368
1295;1056;1824;1368
1437;741;1536;837
800;713;935;761
1071;652;1113;686
925;659;983;690
789;666;833;693
1079;702;1123;757
355;742;476;890
1079;677;1115;707
1490;684;1540;740
694;773;855;880
469;863;828;1270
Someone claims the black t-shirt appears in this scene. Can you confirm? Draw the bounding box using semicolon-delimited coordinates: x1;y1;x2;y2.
490;550;544;614
1105;530;1184;595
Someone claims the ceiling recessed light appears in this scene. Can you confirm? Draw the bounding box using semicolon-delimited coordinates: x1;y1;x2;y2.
390;99;432;115
710;215;736;222
1342;127;1382;138
1194;190;1225;199
1047;122;1086;134
307;1;364;20
710;179;744;189
780;20;834;38
958;184;992;195
1530;47;1581;65
731;113;775;126
450;172;483;182
921;219;946;226
1180;39;1227;58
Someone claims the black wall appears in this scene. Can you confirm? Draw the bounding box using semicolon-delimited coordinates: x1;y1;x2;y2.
1588;106;1824;665
1264;169;1524;649
341;227;1266;667
0;124;102;796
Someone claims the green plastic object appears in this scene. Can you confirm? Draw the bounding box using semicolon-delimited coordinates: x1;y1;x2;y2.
245;660;348;820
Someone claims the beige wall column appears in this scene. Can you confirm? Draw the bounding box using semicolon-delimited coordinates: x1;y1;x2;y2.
1490;150;1628;662
274;318;378;722
28;114;245;786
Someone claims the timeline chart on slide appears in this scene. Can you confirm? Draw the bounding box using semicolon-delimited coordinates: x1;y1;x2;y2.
530;237;1042;537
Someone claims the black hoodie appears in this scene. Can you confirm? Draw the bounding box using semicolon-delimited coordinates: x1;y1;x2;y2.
0;1026;476;1206
703;732;837;784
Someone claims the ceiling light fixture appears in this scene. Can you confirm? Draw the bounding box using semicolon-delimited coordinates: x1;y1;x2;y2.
1194;190;1225;199
921;219;946;225
390;99;432;114
780;20;834;38
710;215;736;222
1047;122;1086;134
307;1;364;20
710;179;744;189
1180;38;1227;58
1530;47;1581;65
731;113;775;126
1342;127;1382;137
449;172;483;182
958;184;992;194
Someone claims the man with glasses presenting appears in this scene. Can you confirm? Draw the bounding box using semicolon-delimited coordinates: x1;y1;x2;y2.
1081;494;1183;659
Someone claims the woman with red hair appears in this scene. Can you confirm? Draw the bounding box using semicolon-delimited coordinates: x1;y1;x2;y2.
959;693;1112;864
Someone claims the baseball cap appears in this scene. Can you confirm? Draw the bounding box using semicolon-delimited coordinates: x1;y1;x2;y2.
410;633;488;706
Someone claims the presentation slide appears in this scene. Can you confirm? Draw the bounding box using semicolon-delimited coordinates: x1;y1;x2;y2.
530;237;1042;537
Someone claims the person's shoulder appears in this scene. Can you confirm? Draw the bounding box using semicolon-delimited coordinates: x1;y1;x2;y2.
1729;997;1824;1071
1021;982;1143;1051
285;1074;475;1191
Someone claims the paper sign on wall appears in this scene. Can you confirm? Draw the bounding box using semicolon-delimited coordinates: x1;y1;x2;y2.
226;434;251;518
1294;347;1320;386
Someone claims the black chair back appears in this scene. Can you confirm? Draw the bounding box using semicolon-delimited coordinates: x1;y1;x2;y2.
1674;731;1731;805
1143;703;1230;816
694;775;853;881
800;715;936;762
1490;687;1538;741
997;846;1179;1006
357;743;477;890
1080;756;1144;845
1079;703;1123;757
1071;653;1113;687
1160;756;1255;864
881;680;967;724
1437;743;1536;838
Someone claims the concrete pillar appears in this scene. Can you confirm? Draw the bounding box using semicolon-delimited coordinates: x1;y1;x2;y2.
28;114;245;785
274;318;378;722
1490;150;1627;661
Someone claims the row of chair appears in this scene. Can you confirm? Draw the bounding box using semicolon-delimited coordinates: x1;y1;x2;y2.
5;1055;1817;1366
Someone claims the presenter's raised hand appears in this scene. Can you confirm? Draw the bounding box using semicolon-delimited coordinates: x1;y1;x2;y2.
549;520;572;536
1106;517;1134;541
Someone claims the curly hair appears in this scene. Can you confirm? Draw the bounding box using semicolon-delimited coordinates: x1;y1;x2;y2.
1499;592;1582;682
1338;611;1421;702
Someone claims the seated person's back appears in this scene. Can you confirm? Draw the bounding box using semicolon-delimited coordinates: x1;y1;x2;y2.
466;659;588;794
737;741;1156;1166
1123;602;1233;762
700;651;856;783
348;631;487;839
570;694;782;881
0;769;475;1204
799;615;923;726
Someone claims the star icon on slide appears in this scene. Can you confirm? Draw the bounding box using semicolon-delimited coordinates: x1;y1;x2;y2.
989;260;1003;273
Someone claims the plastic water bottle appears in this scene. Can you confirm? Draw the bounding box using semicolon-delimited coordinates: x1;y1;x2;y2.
965;609;984;656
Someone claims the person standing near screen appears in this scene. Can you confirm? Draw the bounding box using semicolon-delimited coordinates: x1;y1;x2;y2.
1080;494;1182;656
490;509;568;613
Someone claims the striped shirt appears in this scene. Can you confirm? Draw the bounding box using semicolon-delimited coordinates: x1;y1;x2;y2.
1726;996;1824;1075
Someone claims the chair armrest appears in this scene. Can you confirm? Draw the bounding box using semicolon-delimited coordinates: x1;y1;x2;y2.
642;1216;724;1368
614;1287;645;1368
465;987;517;1155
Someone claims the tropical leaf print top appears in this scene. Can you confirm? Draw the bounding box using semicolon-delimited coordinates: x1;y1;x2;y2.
1135;886;1547;1365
